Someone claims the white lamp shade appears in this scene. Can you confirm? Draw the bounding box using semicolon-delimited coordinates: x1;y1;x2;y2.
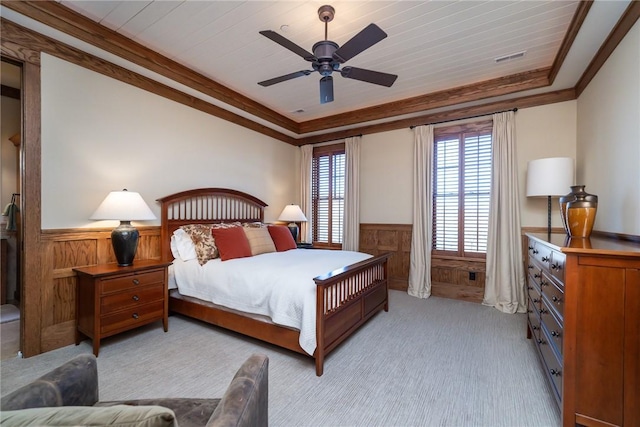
526;157;574;197
278;204;307;222
90;190;156;221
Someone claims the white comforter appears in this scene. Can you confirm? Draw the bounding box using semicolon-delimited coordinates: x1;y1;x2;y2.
172;249;372;355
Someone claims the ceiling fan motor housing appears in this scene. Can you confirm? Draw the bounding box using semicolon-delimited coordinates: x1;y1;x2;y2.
312;40;340;76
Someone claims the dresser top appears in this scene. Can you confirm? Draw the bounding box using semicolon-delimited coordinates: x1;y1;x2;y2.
526;232;640;258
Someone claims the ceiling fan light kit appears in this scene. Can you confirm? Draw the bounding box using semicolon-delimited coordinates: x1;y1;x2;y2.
258;4;398;104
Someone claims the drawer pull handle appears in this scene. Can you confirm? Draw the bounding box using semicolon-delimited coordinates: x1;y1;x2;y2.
551;263;561;270
552;296;562;303
540;308;548;314
534;273;541;279
537;338;546;345
132;313;139;319
533;298;540;303
527;309;533;314
527;286;533;290
132;295;140;301
550;369;561;377
528;264;533;270
132;279;140;285
528;246;534;251
533;249;538;254
542;256;549;262
540;281;548;287
532;325;539;330
550;330;561;338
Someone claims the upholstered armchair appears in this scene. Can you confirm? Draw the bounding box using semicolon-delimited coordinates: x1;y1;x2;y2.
0;353;268;427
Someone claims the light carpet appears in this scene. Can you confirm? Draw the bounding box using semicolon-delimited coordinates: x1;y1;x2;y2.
0;291;560;426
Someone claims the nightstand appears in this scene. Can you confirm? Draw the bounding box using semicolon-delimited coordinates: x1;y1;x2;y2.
73;259;171;356
297;242;314;249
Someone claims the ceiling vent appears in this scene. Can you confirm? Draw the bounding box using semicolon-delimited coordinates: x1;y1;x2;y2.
494;50;526;64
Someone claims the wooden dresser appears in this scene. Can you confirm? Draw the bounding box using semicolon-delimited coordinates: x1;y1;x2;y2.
74;259;171;356
526;233;640;427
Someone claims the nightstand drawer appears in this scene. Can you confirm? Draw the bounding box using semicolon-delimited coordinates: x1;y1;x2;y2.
100;269;165;294
100;300;164;335
100;284;164;315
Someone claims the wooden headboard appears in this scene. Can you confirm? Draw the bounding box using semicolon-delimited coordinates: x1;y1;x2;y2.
157;188;267;261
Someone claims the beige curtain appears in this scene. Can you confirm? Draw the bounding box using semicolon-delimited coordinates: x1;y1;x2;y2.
408;125;434;298
483;111;526;313
300;145;313;243
343;136;361;251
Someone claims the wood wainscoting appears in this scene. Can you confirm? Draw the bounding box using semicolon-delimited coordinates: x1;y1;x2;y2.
360;224;411;291
431;257;486;303
37;227;161;352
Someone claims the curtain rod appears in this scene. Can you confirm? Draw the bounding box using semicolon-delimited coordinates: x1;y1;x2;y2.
409;107;518;130
310;133;363;146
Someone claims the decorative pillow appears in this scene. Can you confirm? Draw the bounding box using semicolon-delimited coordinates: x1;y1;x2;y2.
243;227;276;256
172;228;197;261
180;224;218;265
211;226;252;261
267;225;297;252
0;405;177;427
242;221;265;228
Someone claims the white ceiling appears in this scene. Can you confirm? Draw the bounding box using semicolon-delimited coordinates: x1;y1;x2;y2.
3;1;633;137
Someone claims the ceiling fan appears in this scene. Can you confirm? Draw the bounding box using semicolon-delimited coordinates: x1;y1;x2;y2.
258;5;398;104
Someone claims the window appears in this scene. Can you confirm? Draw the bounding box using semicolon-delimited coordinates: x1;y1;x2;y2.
312;143;345;248
432;121;492;257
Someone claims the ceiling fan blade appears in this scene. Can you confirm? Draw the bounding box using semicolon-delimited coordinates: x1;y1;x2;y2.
340;66;397;87
259;30;316;61
258;70;312;87
332;23;387;63
320;76;334;104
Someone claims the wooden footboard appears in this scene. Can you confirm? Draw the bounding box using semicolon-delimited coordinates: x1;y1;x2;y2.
313;252;390;376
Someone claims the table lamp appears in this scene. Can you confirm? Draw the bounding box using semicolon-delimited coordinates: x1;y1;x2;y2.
90;189;156;266
526;157;574;236
278;204;307;242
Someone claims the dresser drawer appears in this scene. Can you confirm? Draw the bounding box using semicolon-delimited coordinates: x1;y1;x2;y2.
529;240;552;269
527;276;542;309
100;300;164;335
100;269;165;294
540;299;563;357
541;272;564;321
550;251;565;284
528;298;541;340
100;284;164;315
539;327;563;402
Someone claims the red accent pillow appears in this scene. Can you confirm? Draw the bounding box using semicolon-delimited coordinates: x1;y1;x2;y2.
211;226;252;261
267;225;297;252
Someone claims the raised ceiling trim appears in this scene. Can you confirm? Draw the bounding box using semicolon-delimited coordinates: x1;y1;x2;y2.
575;0;640;96
293;88;577;146
1;0;299;134
548;1;594;84
3;0;589;137
298;68;551;134
0;18;298;146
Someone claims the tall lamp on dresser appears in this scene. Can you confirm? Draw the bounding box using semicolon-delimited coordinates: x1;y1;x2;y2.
525;157;574;236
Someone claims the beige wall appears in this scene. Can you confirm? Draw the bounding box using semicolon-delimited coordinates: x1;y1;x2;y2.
577;20;639;235
359;101;578;228
40;54;299;229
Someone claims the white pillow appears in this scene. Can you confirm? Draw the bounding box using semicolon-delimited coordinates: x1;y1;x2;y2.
170;235;180;260
173;228;197;261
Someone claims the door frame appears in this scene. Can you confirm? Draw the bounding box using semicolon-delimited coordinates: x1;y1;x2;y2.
1;36;43;357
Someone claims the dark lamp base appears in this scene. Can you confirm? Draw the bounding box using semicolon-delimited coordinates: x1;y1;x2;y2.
111;221;139;266
287;222;299;243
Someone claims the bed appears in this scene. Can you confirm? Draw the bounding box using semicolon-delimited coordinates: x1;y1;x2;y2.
158;188;390;376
